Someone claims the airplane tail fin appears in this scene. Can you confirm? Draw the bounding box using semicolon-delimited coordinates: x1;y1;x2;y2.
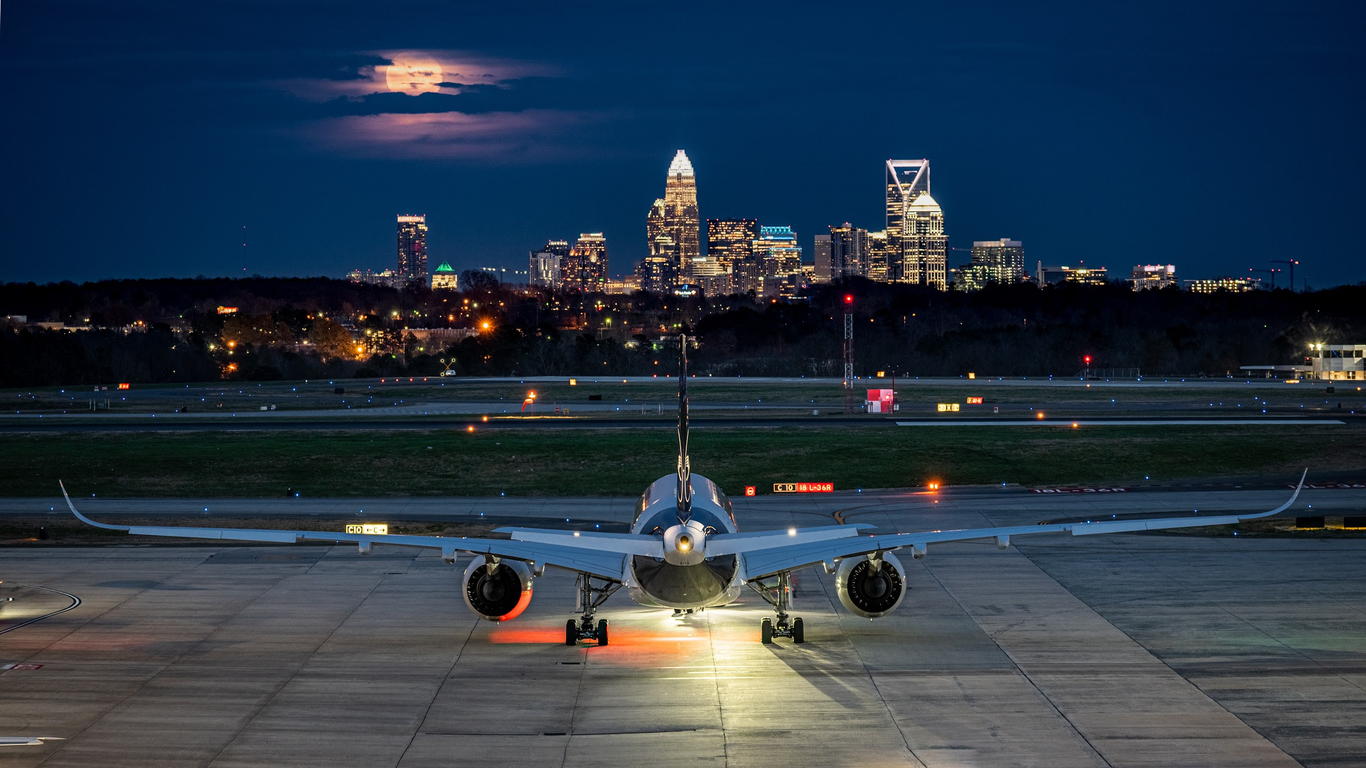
676;335;691;522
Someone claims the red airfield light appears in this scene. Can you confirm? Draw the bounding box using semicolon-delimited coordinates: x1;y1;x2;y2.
1084;355;1092;365
844;294;854;305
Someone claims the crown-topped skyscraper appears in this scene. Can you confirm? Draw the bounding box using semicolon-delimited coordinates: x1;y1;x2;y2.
645;150;700;290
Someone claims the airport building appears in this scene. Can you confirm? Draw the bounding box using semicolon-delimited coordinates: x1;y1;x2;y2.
396;214;428;281
1308;343;1366;380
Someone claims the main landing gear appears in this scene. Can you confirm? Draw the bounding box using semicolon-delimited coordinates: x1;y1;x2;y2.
748;570;804;644
565;573;620;646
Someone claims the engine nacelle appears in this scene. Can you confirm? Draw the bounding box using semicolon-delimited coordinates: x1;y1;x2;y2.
463;556;534;622
836;552;907;618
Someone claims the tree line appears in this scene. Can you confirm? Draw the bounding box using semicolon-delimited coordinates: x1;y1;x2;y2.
2;276;1362;387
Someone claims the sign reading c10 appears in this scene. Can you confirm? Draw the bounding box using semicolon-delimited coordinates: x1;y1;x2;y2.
773;482;834;493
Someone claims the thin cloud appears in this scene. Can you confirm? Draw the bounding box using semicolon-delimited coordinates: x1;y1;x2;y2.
275;50;557;102
303;109;610;161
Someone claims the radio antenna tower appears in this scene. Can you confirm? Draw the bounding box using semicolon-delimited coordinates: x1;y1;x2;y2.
843;294;855;412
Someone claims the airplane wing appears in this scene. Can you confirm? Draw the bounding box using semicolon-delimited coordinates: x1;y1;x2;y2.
59;482;631;581
737;471;1308;580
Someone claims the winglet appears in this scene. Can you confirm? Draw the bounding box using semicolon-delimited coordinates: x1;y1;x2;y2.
1239;468;1308;521
59;481;130;531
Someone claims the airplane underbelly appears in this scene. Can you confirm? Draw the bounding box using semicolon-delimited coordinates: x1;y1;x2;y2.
629;555;738;609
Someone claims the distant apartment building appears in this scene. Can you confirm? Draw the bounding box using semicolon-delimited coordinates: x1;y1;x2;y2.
429;262;458;290
706;218;757;294
637;251;676;295
564;233;609;292
955;239;1026;291
865;231;890;283
813;235;833;282
1130;264;1178;291
1184;276;1261;294
396;215;428;281
1036;262;1109;286
529;240;570;289
347;268;409;289
829;223;869;279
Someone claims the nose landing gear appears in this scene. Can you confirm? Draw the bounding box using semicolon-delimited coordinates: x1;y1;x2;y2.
749;570;804;643
565;573;620;646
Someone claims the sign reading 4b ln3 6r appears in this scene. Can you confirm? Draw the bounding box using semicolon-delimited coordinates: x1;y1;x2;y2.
773;482;834;493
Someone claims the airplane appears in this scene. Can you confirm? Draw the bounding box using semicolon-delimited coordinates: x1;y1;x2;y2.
63;335;1307;646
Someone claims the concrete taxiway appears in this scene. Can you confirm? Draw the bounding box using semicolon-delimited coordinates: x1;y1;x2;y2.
2;485;1364;767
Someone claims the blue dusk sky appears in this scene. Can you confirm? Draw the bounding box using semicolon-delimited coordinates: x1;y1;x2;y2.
1;1;1363;286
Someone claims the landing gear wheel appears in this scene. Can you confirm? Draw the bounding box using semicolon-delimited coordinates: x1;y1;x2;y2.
595;619;609;646
792;617;805;644
565;619;578;646
760;617;773;644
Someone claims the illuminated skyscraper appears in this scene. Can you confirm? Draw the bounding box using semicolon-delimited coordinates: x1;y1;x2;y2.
566;233;608;292
706;218;757;294
813;235;833;283
637;233;677;294
865;231;889;282
829;223;869;279
968;239;1026;286
528;244;563;290
898;194;947;289
658;150;700;279
885;160;946;288
754;226;802;294
397;215;428;281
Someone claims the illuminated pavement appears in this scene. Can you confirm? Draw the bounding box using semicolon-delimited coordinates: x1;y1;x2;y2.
2;486;1364;766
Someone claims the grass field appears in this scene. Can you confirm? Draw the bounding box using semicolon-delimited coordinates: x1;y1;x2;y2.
7;376;1358;417
4;424;1360;498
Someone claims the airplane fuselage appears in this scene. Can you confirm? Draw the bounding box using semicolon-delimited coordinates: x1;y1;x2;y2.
623;474;742;610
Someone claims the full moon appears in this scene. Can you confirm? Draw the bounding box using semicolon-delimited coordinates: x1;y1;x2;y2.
385;59;442;95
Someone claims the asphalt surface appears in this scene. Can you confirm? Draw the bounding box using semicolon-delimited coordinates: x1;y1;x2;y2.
2;485;1365;766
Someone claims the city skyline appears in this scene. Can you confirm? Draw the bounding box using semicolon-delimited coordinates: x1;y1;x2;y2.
2;3;1363;287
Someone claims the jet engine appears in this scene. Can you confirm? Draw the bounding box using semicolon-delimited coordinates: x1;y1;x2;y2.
462;556;534;622
835;552;906;618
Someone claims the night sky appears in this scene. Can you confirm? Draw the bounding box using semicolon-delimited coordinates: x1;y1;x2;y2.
2;1;1363;287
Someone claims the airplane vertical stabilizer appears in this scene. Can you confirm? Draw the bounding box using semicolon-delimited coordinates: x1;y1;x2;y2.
676;334;692;522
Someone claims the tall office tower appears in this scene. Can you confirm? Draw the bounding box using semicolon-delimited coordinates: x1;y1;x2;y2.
866;231;889;282
885;159;940;285
754;226;803;281
706;218;758;293
813;235;834;282
970;238;1026;285
566;233;608;292
829;223;869;279
397;215;429;281
897;194;947;288
661;150;700;277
